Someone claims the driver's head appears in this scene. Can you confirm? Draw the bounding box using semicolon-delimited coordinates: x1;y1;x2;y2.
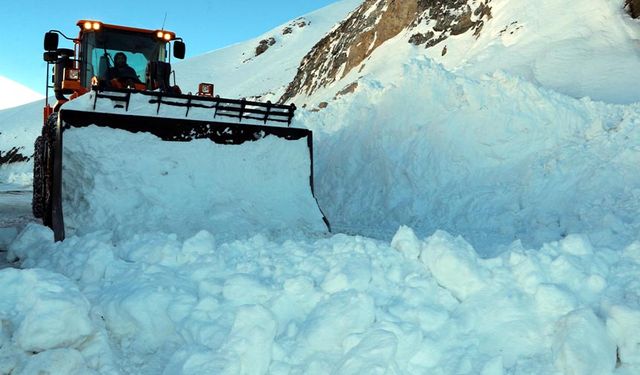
114;52;127;67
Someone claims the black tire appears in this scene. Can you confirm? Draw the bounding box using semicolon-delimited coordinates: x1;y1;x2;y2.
32;113;59;226
42;113;58;228
31;135;44;218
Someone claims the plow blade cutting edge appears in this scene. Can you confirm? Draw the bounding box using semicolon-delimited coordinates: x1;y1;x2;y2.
42;90;330;241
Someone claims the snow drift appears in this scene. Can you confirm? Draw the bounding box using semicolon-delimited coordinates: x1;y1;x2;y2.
303;55;640;253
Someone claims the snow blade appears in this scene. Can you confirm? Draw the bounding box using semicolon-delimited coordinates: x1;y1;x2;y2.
48;106;330;241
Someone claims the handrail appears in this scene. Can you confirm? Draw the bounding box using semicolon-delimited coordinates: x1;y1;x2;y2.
91;87;296;126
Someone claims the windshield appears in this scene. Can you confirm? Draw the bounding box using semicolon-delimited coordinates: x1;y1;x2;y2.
80;29;167;87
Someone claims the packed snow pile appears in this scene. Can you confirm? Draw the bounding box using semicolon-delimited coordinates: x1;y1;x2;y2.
62;125;327;240
0;267;117;374
302;55;640;254
3;224;640;374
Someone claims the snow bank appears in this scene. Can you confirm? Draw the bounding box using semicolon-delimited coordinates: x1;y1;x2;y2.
5;224;640;374
303;56;640;254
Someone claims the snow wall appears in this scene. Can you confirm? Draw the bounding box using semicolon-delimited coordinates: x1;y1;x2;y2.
302;57;640;255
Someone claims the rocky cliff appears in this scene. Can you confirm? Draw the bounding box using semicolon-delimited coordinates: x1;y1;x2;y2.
628;0;640;18
279;0;492;103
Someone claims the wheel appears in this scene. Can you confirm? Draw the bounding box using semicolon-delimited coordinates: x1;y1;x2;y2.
31;136;44;218
39;113;58;227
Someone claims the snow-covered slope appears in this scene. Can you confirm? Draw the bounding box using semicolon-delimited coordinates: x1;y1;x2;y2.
285;0;640;106
0;100;42;188
173;0;362;101
433;0;640;104
0;76;43;111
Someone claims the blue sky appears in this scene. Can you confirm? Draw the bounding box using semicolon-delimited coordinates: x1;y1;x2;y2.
0;0;337;94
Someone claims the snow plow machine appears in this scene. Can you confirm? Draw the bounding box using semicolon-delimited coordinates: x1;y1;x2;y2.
33;20;330;241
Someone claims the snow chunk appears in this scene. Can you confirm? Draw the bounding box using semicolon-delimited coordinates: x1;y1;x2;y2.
607;305;640;366
420;231;487;301
390;225;421;259
552;309;616;375
534;283;578;317
6;223;53;262
333;329;398;374
222;305;278;374
182;230;217;260
321;253;372;294
623;241;640;263
99;278;198;354
19;348;93;375
0;268;93;353
302;291;375;352
559;234;594;256
0;227;18;250
162;348;227;375
223;274;274;305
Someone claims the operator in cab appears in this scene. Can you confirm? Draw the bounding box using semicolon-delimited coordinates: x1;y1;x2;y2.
107;52;142;87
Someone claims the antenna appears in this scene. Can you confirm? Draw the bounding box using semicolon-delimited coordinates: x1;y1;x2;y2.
161;12;167;30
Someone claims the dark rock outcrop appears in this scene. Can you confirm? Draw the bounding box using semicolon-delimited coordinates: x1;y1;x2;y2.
0;147;29;165
627;0;640;18
279;0;492;103
253;18;309;58
255;37;276;57
283;18;309;35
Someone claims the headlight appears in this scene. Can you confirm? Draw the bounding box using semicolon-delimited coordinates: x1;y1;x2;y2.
198;83;214;97
66;68;80;80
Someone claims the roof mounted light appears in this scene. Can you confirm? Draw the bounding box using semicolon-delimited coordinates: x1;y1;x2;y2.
155;30;175;41
82;21;102;31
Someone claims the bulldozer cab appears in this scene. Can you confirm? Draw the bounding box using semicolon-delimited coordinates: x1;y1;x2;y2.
76;21;179;89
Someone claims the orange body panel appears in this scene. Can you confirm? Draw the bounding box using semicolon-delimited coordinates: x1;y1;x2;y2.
62;80;84;92
43;105;53;123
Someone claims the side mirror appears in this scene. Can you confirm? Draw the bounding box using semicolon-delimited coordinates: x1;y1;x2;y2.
44;32;59;51
173;41;185;59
